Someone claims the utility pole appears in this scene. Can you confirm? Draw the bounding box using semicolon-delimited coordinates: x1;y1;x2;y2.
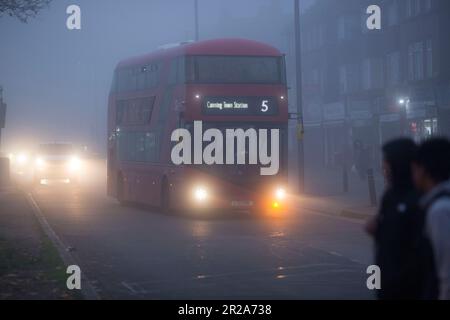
0;86;5;151
194;0;199;41
294;0;305;192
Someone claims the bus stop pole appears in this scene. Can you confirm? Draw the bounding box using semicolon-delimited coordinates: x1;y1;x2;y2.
294;0;305;193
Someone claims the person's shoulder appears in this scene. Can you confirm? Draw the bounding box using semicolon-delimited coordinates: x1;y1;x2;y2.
429;197;450;216
427;198;450;232
389;189;420;205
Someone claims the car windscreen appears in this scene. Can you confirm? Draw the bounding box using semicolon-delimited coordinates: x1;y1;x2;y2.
38;144;74;155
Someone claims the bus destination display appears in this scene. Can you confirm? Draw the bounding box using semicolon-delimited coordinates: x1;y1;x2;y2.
203;97;278;116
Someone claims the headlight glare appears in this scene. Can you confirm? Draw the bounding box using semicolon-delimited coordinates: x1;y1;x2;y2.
17;153;28;165
68;156;81;171
193;186;208;202
275;187;287;200
35;157;46;168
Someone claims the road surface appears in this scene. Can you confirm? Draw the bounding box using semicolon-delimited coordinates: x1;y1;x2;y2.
25;159;375;299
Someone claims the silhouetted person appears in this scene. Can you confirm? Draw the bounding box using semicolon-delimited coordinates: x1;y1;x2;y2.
353;140;373;181
413;138;450;300
366;138;434;300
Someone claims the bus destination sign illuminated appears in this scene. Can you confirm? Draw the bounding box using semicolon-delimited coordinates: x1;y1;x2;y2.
203;97;278;116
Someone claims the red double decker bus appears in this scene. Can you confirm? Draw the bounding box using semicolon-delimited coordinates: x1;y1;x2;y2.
107;38;289;214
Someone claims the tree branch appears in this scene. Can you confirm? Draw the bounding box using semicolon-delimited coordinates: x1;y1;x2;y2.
0;0;52;23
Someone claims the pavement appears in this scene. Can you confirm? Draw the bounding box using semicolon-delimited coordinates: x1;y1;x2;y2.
0;188;80;300
298;194;377;220
1;159;377;300
294;163;383;220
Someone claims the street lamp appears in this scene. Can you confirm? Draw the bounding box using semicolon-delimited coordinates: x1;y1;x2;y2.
398;97;410;107
194;0;199;41
398;97;410;135
294;0;305;193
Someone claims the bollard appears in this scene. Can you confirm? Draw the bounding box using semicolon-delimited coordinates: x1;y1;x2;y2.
342;163;349;193
367;168;377;207
0;157;10;189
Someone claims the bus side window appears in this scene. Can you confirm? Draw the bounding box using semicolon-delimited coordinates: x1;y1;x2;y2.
118;63;161;93
156;88;174;163
117;68;134;93
168;57;186;85
143;97;156;124
185;56;196;83
145;132;159;163
136;133;146;162
145;62;161;89
117;131;125;161
116;101;124;125
137;66;147;90
116;97;155;125
110;72;117;94
177;57;185;83
117;130;159;164
124;132;135;162
280;56;287;85
168;59;178;85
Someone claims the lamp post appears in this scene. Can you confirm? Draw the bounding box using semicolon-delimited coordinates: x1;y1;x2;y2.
294;0;305;193
0;86;4;151
398;97;410;136
194;0;199;41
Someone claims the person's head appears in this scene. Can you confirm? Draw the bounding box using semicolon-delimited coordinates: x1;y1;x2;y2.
382;138;417;190
413;138;450;193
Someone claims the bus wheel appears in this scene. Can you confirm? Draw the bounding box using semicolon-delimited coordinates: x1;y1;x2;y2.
117;174;126;205
161;178;170;214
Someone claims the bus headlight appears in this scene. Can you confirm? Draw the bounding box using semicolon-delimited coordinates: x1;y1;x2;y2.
193;186;208;202
275;187;287;201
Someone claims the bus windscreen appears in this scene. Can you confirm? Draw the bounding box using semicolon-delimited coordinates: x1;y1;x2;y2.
188;56;284;84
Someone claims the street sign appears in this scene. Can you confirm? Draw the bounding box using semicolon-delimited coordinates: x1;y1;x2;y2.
0;102;6;129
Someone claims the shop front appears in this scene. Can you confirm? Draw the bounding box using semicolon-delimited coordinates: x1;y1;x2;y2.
322;102;347;167
406;106;438;142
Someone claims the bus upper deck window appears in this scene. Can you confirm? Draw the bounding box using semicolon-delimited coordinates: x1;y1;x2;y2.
185;57;196;83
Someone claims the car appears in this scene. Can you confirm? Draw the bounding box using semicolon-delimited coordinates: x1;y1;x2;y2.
33;143;83;185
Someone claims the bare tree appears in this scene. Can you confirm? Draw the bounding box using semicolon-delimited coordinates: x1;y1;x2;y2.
0;0;52;23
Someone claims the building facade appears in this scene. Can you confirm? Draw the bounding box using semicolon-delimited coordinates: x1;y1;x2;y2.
300;0;450;168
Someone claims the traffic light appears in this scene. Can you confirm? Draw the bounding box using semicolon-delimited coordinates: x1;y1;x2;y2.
0;102;6;129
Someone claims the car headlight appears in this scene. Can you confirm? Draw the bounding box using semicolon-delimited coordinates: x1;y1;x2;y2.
275;187;287;201
35;157;46;169
17;153;28;165
193;186;208;202
68;156;81;171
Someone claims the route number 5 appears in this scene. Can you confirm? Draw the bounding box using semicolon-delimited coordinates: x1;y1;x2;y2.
261;100;269;113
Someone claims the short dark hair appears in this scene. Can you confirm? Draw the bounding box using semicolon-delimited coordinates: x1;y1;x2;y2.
382;138;417;189
415;137;450;183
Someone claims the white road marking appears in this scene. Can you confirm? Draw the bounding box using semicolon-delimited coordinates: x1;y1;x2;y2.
121;281;138;294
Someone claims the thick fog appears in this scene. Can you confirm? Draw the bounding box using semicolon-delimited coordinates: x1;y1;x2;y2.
0;0;314;153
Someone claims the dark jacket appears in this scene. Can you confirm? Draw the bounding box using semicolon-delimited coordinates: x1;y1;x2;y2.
375;188;437;300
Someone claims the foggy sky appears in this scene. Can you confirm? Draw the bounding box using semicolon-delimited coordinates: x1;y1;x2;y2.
0;0;314;153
